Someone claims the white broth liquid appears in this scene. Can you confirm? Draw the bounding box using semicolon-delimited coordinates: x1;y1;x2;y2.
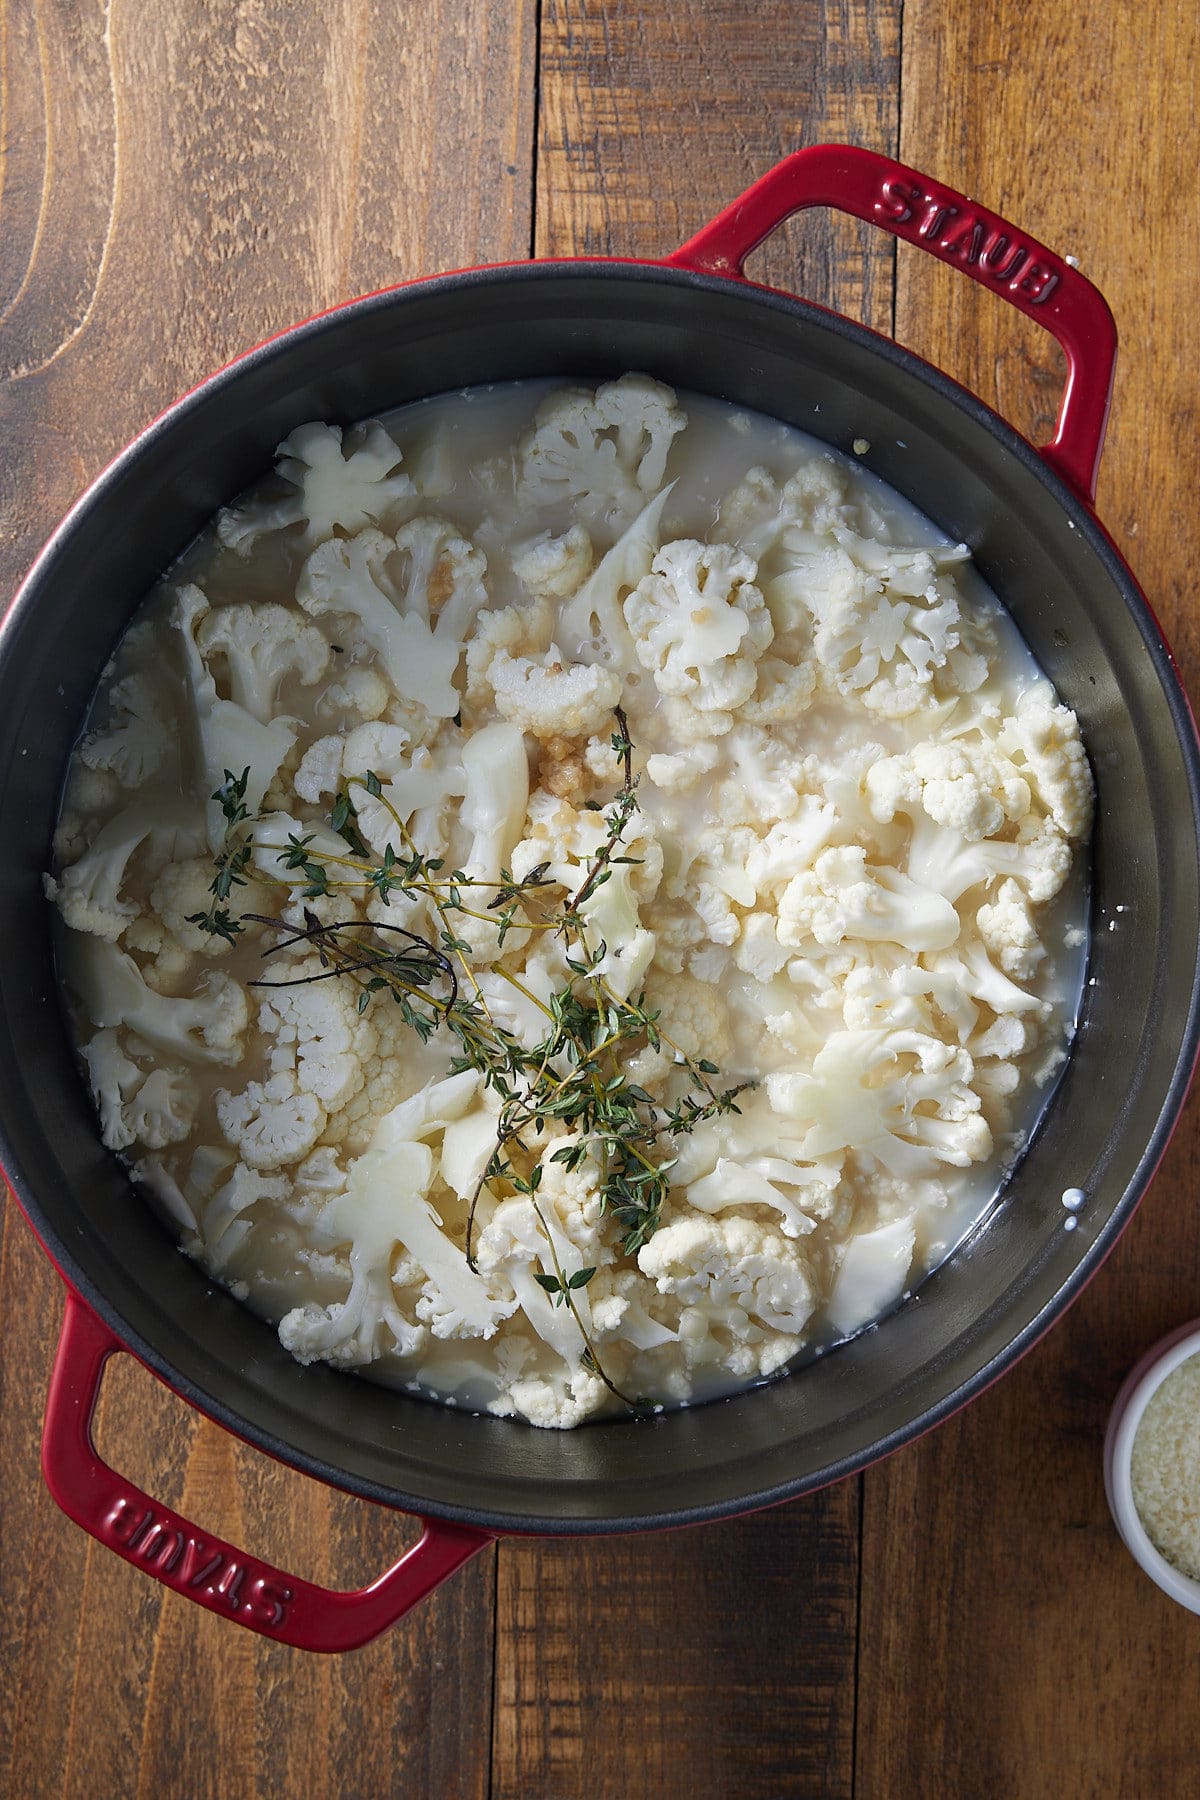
51;379;1090;1425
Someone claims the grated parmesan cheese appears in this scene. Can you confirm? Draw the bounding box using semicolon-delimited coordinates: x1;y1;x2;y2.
1130;1351;1200;1580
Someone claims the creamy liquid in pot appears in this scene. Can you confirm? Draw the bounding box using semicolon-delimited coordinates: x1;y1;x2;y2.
51;379;1091;1424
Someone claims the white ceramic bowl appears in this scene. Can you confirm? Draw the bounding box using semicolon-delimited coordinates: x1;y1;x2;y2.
1104;1318;1200;1612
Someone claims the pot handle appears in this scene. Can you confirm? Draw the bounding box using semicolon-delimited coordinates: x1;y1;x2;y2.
668;143;1116;504
41;1293;493;1654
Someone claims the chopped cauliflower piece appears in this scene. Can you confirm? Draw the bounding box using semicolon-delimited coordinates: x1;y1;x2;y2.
828;1215;917;1336
624;540;773;733
638;1215;815;1335
778;845;960;954
486;645;622;739
197;603;331;724
80;1029;198;1153
767;1029;992;1179
46;801;203;944
1000;682;1094;839
216;1075;326;1171
68;933;249;1066
513;525;593;598
516;374;685;524
218;420;415;553
77;674;171;789
318;664;392;723
297;520;486;722
174;585;299;852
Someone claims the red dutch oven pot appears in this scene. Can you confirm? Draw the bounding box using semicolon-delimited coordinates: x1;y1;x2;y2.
5;146;1199;1653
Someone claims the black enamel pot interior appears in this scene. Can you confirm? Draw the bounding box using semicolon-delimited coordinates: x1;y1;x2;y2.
4;254;1200;1537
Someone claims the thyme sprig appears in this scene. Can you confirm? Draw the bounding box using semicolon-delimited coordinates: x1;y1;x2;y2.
191;714;753;1410
528;1195;648;1414
185;766;253;946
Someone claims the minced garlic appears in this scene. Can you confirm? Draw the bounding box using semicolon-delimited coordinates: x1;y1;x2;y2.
1130;1352;1200;1581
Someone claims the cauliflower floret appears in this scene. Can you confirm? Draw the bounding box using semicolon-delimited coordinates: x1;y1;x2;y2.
767;1028;992;1179
644;739;720;792
123;915;197;995
77;673;171;789
317;665;391;723
512;790;663;904
79;1028;199;1153
488;1365;609;1430
715;464;789;558
297;520;487;721
196;602;331;723
174;585;298;851
839;959;973;1040
516;374;685;524
54;778;122;865
459;720;530;892
637;1214;815;1335
643;972;733;1065
977;878;1046;979
67;934;249;1065
744;797;840;900
485;646;622;739
217;420;415;553
827;1214;917;1336
778;845;960;954
713;727;805;826
715;457;853;562
624;540;774;732
931;939;1051;1023
464;598;554;704
475;1193;600;1366
277;1160;430;1367
147;856;249;958
684;1156;829;1241
771;526;984;717
732;913;792;982
512;524;593;599
510;788;660;994
866;742;1015;840
47;802;204;943
999;682;1094;839
249;812;361;907
739;654;817;725
196;1163;292;1273
216;1075;327;1172
282;1090;515;1367
255;960;370;1112
907;812;1071;906
556;485;676;666
662;817;758;949
293;734;347;805
971;1012;1034;1062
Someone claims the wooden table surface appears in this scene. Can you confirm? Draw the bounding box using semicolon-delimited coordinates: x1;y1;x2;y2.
2;2;1199;1795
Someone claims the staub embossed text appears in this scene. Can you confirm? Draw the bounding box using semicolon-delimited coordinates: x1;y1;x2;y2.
875;177;1060;304
104;1495;294;1628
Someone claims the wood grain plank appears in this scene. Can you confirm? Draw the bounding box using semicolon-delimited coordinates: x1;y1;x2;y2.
856;3;1200;1796
492;5;900;1796
0;3;534;1795
0;0;116;376
536;0;899;332
493;1494;860;1800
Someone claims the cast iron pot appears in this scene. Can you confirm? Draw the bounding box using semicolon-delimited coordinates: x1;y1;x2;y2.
5;146;1199;1652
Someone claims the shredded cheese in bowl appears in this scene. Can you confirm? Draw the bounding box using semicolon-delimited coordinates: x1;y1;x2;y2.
1130;1352;1200;1580
47;375;1092;1427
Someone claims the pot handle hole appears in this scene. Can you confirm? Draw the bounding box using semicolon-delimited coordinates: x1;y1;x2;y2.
669;143;1117;505
40;1293;493;1654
